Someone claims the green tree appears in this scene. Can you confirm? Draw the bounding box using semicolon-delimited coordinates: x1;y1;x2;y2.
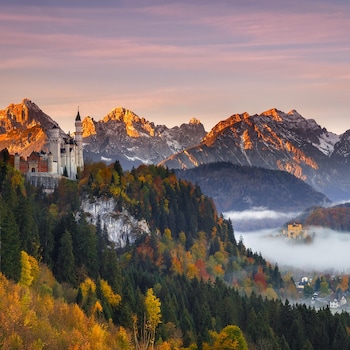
0;207;21;281
56;229;76;286
16;196;40;257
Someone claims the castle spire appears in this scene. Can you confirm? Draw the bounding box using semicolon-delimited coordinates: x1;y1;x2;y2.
74;107;84;171
75;107;81;121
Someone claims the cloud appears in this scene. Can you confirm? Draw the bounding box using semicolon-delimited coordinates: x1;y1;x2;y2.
224;208;298;221
224;208;300;232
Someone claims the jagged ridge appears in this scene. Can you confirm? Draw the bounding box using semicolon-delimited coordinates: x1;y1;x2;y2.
160;108;350;201
82;107;206;169
0;99;63;157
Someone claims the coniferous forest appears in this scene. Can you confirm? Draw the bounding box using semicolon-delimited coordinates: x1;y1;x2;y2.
0;148;350;349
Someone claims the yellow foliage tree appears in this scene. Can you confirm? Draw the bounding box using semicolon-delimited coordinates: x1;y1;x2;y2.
145;288;162;348
19;251;39;287
99;279;121;307
209;325;248;350
133;288;162;350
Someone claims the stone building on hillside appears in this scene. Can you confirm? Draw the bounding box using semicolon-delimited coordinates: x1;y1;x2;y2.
283;223;307;240
13;111;84;180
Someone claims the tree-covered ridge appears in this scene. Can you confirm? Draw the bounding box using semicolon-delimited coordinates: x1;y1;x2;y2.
292;203;350;231
175;162;330;212
1;149;350;349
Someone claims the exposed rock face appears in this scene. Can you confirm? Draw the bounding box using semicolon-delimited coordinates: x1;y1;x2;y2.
160;108;350;201
0;99;64;158
332;130;350;162
80;196;150;248
82;107;207;169
25;173;61;192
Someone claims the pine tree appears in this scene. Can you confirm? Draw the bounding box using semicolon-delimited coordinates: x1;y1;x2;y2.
0;206;21;281
56;229;76;286
16;196;40;257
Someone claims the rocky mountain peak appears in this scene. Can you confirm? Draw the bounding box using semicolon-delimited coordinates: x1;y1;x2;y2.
159;107;350;200
103;107;138;123
82;116;96;137
203;113;245;145
261;108;284;121
332;129;350;160
82;106;206;169
1;99;59;132
0;99;64;157
101;107;155;138
189;117;201;125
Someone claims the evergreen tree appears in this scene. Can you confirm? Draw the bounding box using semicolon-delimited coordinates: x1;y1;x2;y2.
0;206;21;281
16;196;40;257
113;160;123;178
56;229;76;286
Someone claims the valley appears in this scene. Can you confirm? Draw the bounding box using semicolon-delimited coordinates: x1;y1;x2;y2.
1;98;350;348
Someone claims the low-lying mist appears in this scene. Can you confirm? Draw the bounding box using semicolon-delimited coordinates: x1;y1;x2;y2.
224;208;350;273
223;207;300;232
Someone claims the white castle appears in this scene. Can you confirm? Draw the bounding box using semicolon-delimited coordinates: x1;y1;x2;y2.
14;111;84;180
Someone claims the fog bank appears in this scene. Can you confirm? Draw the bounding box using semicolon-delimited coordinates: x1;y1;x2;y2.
223;207;299;231
237;227;350;272
224;208;350;272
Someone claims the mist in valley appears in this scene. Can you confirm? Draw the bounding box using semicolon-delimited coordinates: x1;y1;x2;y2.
224;208;350;273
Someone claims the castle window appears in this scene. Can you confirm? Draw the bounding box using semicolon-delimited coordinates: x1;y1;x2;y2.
31;167;36;172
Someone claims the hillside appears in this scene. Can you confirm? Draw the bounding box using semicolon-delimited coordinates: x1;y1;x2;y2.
290;203;350;232
175;162;330;213
1;152;350;348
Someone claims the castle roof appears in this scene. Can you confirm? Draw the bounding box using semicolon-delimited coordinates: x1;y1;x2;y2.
75;110;81;121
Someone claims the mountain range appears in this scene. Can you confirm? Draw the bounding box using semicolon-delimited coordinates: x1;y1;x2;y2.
81;106;206;169
161;108;350;201
1;98;349;212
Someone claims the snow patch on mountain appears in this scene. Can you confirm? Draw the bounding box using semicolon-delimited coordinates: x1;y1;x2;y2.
313;132;340;156
81;197;149;248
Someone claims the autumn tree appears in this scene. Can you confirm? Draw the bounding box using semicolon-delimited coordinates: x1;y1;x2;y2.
19;251;39;287
133;288;162;350
208;325;248;350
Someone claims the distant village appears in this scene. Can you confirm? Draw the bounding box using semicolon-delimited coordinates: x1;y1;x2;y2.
295;276;349;312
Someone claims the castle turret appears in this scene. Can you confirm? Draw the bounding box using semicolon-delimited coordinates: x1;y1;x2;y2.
74;110;84;170
49;126;61;174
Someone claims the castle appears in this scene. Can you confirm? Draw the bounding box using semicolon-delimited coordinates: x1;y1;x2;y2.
14;111;84;180
282;223;307;240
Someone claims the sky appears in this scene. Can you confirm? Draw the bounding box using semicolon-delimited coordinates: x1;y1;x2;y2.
1;0;350;134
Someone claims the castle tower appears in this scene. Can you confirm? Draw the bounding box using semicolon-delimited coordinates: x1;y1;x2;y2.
14;153;20;172
49;126;61;174
74;110;84;171
48;152;54;173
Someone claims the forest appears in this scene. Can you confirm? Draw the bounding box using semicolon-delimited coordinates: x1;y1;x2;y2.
294;203;350;232
175;162;329;213
0;148;350;349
